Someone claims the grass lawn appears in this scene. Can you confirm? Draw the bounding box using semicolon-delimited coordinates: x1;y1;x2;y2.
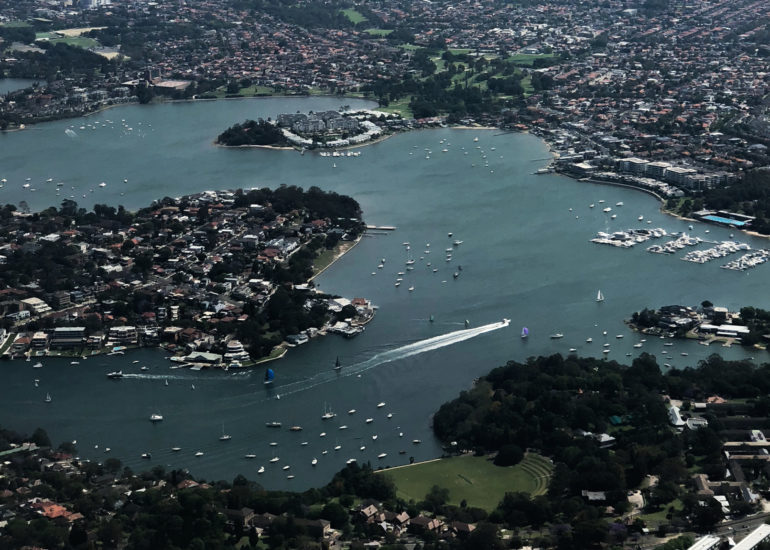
341;8;367;24
1;21;31;28
365;28;392;37
506;53;555;66
377;96;413;119
49;36;100;48
638;498;683;524
449;48;473;55
399;43;420;51
521;75;534;95
382;453;553;511
239;84;275;96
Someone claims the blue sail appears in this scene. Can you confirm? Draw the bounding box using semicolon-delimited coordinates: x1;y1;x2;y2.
265;368;275;381
521;327;529;337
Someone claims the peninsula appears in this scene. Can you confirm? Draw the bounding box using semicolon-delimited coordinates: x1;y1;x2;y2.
629;302;770;348
0;186;374;367
216;109;400;151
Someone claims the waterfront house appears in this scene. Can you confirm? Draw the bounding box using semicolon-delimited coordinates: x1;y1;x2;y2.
49;327;86;349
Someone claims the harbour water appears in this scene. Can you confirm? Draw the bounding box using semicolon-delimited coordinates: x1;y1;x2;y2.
0;97;767;490
0;78;40;95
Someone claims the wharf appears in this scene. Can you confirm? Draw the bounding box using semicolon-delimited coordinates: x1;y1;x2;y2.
366;225;397;231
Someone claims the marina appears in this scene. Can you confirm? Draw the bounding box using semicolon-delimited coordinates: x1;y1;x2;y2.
681;241;751;264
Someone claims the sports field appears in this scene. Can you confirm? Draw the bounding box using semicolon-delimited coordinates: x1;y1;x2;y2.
382;453;553;511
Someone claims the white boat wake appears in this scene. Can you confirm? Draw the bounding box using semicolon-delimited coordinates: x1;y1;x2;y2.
267;318;510;400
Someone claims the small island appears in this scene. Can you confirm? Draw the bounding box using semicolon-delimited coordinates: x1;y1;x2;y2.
216;109;404;150
629;301;770;348
0;186;375;368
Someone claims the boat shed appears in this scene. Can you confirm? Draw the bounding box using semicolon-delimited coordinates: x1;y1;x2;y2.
699;324;750;337
181;351;222;367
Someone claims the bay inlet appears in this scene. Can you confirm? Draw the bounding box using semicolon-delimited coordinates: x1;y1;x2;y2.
0;97;765;490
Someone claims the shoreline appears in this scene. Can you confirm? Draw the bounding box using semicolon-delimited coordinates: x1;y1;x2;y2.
215;130;398;153
310;235;363;281
5;93;766;242
565;173;770;241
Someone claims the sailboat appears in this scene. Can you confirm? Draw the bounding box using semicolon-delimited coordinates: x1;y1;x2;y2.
596;290;605;302
521;327;529;339
333;356;342;372
219;423;232;441
321;403;336;420
44;392;51;403
264;368;275;385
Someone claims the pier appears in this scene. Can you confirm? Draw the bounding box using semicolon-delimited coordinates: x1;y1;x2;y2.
366;225;397;231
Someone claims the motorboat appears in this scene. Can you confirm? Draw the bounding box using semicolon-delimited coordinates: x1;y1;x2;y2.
586;338;593;343
171;447;181;452
258;466;265;474
107;370;123;379
149;413;163;422
550;333;564;339
32;362;43;369
412;439;421;444
266;421;282;428
141;453;151;459
348;409;356;414
366;418;374;424
377;402;386;408
269;456;280;463
195;451;204;457
289;426;303;432
378;453;387;459
312;458;318;466
245;454;256;459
